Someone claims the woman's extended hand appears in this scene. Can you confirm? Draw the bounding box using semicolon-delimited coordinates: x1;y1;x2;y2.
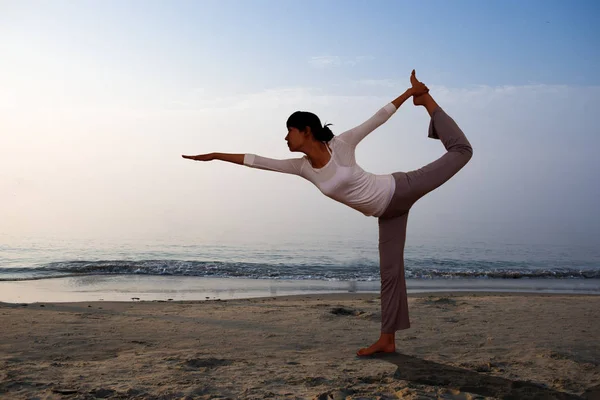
411;81;429;97
182;153;214;161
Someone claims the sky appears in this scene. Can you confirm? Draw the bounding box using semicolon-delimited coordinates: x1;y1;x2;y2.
1;0;599;247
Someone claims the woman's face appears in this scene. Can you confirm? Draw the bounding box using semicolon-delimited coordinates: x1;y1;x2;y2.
285;126;308;152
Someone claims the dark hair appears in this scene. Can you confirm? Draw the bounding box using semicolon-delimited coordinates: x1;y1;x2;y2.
286;111;334;142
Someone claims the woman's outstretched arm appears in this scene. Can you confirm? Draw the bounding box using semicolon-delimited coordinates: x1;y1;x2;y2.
182;153;305;176
182;153;244;164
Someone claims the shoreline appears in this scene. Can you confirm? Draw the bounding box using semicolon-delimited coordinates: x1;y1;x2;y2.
2;290;597;309
0;275;598;304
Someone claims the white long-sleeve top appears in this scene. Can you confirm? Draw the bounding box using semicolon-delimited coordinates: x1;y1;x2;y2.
243;103;398;217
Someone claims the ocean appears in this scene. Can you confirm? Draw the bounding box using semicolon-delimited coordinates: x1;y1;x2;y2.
2;233;599;283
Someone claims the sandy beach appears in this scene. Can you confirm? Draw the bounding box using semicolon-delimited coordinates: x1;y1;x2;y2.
1;292;599;400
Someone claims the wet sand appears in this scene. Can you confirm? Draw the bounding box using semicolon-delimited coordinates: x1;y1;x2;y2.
1;275;597;304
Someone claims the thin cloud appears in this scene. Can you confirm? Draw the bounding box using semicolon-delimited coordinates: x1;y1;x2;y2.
309;56;341;68
344;55;374;66
309;55;373;68
352;79;400;88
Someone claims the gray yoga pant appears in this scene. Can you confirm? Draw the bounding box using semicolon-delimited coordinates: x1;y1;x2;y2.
377;107;473;333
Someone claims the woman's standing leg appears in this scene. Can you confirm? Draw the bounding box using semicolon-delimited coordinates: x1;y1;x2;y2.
357;211;410;357
357;203;410;356
379;212;411;332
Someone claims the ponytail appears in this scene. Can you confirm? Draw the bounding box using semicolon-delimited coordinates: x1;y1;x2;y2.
314;123;334;142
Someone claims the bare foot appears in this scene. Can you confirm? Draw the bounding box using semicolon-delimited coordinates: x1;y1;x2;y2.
356;334;396;356
411;70;428;106
410;69;419;86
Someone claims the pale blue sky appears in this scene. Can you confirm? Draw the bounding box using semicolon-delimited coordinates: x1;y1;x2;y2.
1;0;599;246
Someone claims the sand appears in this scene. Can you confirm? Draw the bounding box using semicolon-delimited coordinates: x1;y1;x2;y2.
1;292;599;400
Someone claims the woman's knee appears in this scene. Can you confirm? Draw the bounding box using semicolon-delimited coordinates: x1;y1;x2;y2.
450;142;473;166
461;143;473;163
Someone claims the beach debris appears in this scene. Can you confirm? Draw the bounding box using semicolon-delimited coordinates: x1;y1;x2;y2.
130;340;151;346
183;357;232;370
51;388;78;395
330;307;364;316
131;297;140;301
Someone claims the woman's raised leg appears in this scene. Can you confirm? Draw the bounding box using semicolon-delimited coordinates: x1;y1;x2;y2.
406;93;473;201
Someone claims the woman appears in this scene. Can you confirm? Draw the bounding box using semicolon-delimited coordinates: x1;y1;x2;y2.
182;70;473;356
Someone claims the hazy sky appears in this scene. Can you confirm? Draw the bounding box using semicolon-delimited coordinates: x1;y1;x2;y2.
1;0;599;246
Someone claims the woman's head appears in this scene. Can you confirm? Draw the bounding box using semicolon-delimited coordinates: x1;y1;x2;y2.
285;111;333;151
